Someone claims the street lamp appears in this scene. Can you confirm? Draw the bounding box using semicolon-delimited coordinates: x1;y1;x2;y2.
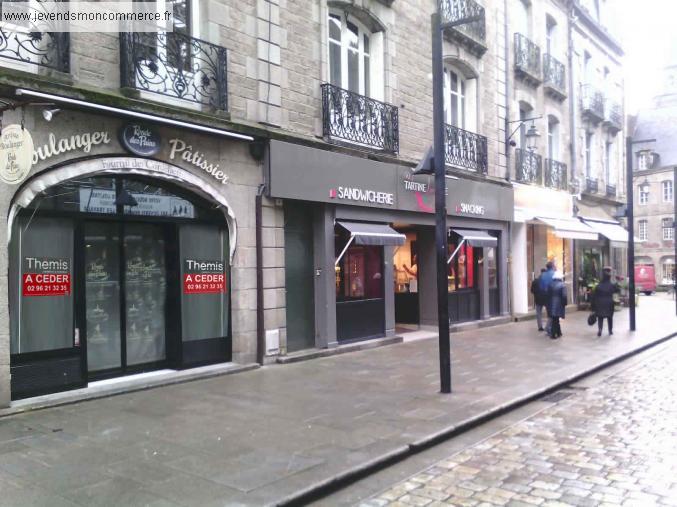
639;178;650;195
525;123;541;151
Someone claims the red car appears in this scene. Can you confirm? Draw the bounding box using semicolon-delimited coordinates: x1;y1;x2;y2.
635;264;657;295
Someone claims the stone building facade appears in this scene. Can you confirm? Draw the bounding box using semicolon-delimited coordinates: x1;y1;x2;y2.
0;0;626;405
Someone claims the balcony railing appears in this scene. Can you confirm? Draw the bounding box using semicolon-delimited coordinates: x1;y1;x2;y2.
606;184;616;197
515;149;543;185
0;27;69;72
321;83;399;153
581;84;604;123
543;54;566;100
440;0;487;56
514;33;541;86
586;178;599;194
120;32;228;111
445;124;488;174
544;159;568;190
604;101;623;133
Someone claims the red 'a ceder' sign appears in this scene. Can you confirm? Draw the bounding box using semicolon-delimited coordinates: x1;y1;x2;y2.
183;259;226;294
22;257;71;297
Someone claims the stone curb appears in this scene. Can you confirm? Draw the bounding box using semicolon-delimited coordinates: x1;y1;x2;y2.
271;330;677;507
0;363;260;419
276;336;404;364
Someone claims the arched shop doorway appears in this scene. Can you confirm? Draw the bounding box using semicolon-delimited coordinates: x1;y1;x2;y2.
8;161;234;400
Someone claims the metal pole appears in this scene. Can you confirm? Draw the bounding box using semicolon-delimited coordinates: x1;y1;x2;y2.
626;136;636;331
432;12;451;393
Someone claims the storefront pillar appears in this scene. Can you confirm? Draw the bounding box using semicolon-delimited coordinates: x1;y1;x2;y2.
480;249;490;320
384;246;396;337
418;227;438;327
313;204;338;349
511;222;529;315
499;229;510;316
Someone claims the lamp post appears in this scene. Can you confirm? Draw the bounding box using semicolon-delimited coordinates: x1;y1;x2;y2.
626;137;656;332
525;123;541;152
425;5;482;394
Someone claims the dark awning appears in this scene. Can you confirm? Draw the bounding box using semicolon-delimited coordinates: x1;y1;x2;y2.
337;221;406;246
451;229;497;247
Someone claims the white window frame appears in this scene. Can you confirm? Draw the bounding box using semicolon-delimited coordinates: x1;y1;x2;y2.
444;66;476;131
662;218;674;241
545;16;556;56
328;10;383;100
638;220;648;241
585;132;593;177
547;117;560;160
605;141;613;185
662;180;673;203
662;261;675;284
639;187;649;205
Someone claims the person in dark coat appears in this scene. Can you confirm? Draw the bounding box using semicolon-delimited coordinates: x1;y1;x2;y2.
539;261;556;334
592;268;619;336
546;271;567;339
531;268;548;331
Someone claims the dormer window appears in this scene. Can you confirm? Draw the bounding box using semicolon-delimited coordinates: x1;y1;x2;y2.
638;151;653;171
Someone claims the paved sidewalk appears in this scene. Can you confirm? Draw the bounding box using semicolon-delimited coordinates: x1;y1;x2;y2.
0;297;675;506
366;330;677;506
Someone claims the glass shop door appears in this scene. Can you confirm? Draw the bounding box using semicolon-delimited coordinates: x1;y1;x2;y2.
83;220;171;377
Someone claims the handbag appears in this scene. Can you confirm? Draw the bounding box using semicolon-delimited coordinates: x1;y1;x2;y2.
587;313;597;326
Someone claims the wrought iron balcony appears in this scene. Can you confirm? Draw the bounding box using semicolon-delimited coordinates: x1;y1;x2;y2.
445;124;488;174
120;32;228;111
544;159;568;190
581;84;604;124
604;100;623;134
515;149;543;185
0;27;69;72
585;177;599;194
606;184;617;198
543;54;566;101
514;33;541;87
321;83;399;153
440;0;487;57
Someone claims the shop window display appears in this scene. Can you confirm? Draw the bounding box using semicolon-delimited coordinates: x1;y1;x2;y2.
335;230;384;301
393;232;418;293
447;238;475;291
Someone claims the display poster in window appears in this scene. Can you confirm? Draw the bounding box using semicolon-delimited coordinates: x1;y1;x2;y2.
183;259;226;294
22;256;71;296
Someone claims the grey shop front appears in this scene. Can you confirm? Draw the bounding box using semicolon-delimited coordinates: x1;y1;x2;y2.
267;141;513;351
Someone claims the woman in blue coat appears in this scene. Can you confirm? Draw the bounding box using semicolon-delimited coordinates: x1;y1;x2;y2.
547;272;567;339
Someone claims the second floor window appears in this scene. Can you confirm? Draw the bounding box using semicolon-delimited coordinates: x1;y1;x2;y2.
639;186;649;205
605;142;613;185
585;133;593;177
548;116;560;160
663;180;673;203
638;220;648;241
328;12;374;97
444;68;465;128
637;152;652;171
663;218;674;240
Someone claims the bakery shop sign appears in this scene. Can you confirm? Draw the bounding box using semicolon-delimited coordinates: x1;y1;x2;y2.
183;259;226;294
0;125;34;185
22;257;71;297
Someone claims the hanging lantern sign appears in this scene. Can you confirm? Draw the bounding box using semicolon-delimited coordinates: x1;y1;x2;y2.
0;124;34;185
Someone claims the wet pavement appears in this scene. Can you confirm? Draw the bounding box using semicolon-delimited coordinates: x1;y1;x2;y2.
0;295;675;506
366;330;677;507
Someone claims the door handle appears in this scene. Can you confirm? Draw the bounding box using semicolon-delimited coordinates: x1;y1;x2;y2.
74;327;81;347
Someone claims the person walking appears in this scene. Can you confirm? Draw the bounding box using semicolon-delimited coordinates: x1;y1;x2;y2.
531;268;548;331
592;268;619;337
547;271;567;339
539;261;556;335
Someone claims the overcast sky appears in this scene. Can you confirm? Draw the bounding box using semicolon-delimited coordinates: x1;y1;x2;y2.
617;0;677;114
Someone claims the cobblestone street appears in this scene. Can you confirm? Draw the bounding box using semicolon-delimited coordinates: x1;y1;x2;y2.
366;339;677;507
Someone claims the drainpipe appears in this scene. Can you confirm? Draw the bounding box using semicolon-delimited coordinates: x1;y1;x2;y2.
255;183;266;365
568;1;579;303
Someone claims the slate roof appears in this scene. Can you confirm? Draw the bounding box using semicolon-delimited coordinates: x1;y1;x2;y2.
632;100;677;169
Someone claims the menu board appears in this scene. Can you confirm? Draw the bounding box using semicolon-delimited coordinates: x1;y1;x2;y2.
22;256;71;296
183;259;226;294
